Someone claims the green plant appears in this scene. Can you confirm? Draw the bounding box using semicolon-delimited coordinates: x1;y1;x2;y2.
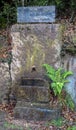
65;94;75;111
67;126;76;130
0;2;17;28
4;121;23;130
43;64;75;110
50;118;65;127
43;64;73;97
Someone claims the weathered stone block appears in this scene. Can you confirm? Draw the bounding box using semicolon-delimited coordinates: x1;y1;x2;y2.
15;78;50;103
11;24;62;121
11;24;61;82
14;106;61;121
16;101;50;108
16;85;50;103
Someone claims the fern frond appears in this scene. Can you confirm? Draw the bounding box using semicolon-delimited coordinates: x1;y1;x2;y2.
62;71;73;79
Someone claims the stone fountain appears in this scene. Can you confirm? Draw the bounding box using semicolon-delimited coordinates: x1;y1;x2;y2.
11;5;62;120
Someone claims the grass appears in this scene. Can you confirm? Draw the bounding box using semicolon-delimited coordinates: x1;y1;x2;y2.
44;117;65;127
50;118;65;127
4;121;23;130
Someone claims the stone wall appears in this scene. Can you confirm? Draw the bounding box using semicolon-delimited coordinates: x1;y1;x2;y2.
61;54;76;104
0;30;12;103
0;24;76;105
0;63;10;103
60;24;76;104
10;24;62;121
11;24;62;82
0;24;62;104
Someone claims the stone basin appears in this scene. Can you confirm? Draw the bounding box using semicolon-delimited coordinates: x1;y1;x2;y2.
16;78;50;103
21;78;46;86
14;77;61;121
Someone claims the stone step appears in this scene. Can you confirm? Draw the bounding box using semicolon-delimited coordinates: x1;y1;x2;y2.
14;106;61;121
21;78;46;86
16;85;50;103
16;101;51;108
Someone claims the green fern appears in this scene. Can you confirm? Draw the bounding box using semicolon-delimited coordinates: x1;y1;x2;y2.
43;64;73;96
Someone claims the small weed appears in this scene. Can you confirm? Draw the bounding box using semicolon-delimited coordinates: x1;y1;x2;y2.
65;94;75;111
50;118;65;127
27;127;32;130
4;121;23;130
67;126;76;130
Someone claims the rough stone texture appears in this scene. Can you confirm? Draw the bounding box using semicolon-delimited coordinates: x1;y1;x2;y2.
0;63;10;103
16;101;51;108
62;55;76;104
17;86;50;102
60;24;76;104
14;107;61;121
15;77;50;103
10;24;62;121
11;24;62;82
13;72;61;121
13;76;61;121
15;99;61;121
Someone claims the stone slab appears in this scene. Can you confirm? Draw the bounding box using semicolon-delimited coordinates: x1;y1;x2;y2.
16;101;51;108
16;85;50;103
11;24;61;81
14;107;61;121
17;6;55;23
